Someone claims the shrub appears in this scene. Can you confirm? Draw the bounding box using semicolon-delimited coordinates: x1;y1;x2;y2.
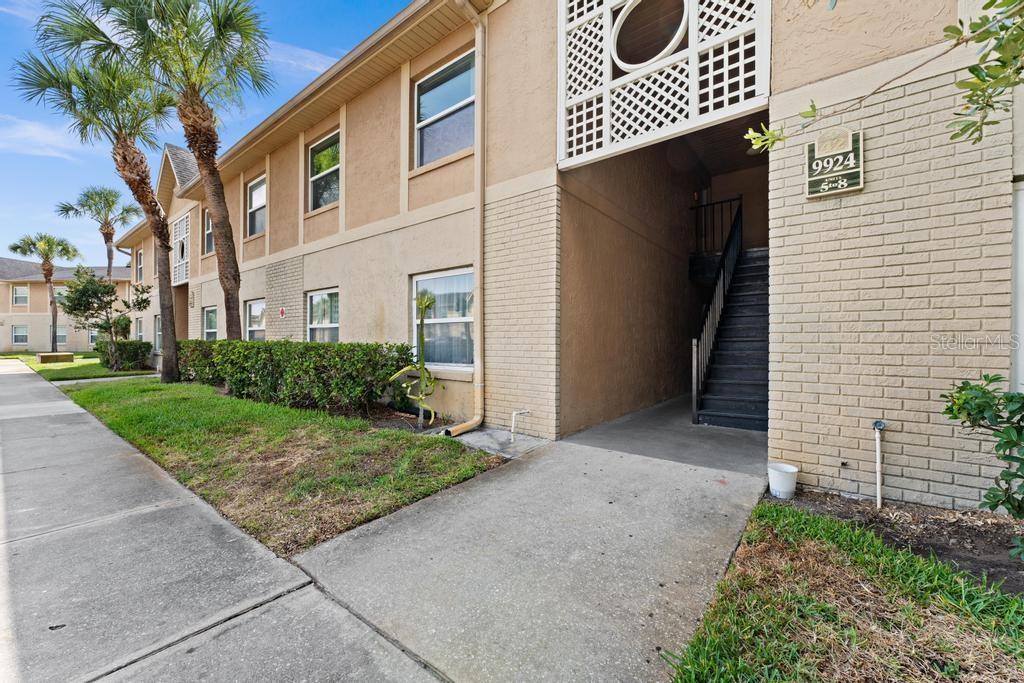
178;339;223;384
178;339;412;414
95;339;152;370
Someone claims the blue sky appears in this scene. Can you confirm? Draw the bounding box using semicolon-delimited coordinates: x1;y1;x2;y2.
0;0;408;267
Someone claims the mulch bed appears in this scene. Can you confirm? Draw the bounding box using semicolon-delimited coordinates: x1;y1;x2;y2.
789;491;1024;594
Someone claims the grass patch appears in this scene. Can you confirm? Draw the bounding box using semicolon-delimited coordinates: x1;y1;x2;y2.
1;351;153;381
667;502;1024;681
64;379;502;555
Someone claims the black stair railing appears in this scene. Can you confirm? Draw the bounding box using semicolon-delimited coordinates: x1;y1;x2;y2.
693;197;742;255
692;201;743;423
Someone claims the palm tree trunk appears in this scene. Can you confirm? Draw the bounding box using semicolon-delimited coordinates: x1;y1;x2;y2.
112;137;179;382
178;91;242;340
45;267;57;353
101;225;114;281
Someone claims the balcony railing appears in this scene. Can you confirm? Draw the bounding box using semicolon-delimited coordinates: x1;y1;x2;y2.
558;0;768;169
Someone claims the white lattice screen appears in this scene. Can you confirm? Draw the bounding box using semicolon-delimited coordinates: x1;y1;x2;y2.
172;214;190;286
558;0;767;168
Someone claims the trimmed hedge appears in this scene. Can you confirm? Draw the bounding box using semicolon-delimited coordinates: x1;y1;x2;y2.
95;339;153;370
178;339;413;414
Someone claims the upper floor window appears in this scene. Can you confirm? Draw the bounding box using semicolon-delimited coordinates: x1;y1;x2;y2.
247;176;267;237
412;268;474;367
202;209;215;255
12;285;28;306
309;133;340;211
203;306;217;341
307;289;339;342
415;51;475;167
246;299;266;341
54;286;68;305
135;249;144;282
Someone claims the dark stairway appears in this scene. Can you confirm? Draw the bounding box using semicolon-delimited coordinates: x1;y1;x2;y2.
696;247;768;431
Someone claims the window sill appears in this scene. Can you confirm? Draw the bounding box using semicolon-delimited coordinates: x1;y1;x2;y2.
243;231;266;244
410;366;474;382
200;251;215;260
408;147;473;179
304;202;339;220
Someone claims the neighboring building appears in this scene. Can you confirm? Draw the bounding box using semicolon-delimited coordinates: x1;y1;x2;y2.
0;257;131;353
117;0;1018;508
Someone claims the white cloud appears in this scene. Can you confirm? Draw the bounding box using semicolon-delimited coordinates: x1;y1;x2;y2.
267;40;340;75
0;0;39;22
0;114;88;161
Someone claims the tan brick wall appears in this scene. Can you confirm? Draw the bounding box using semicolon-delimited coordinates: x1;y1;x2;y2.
768;70;1014;509
483;186;561;439
265;256;305;340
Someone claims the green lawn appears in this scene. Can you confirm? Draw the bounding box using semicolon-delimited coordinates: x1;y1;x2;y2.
667;503;1024;681
64;379;502;555
2;351;153;382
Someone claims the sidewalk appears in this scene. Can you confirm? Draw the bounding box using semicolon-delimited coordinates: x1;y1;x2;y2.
0;359;433;682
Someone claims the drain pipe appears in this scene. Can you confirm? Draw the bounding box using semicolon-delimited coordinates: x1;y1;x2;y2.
445;0;487;438
873;420;886;509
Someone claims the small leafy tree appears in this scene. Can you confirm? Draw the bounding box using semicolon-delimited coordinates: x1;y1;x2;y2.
60;265;151;370
942;375;1024;560
389;292;439;430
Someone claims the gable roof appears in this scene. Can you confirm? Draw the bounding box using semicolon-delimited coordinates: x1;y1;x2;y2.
165;144;199;186
0;256;42;280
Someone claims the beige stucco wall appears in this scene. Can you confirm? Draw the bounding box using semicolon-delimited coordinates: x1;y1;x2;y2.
771;0;957;93
346;71;402;230
558;144;698;435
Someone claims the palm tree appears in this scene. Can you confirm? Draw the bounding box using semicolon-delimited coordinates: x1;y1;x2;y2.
56;186;140;280
39;0;273;340
14;51;180;382
8;233;80;353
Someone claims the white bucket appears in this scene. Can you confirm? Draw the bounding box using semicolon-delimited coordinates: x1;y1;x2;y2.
767;462;799;500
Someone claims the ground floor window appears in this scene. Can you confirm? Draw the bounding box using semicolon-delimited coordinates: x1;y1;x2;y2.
135;317;143;341
307;289;339;342
246;299;266;341
89;329;98;346
412;268;473;367
154;314;162;352
11;325;27;345
50;325;67;345
203;306;217;341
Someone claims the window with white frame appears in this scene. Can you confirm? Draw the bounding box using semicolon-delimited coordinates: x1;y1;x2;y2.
11;325;27;345
54;285;68;305
50;325;67;345
247;176;267;237
89;329;98;346
412;268;473;367
308;133;340;211
12;285;28;306
246;299;266;341
203;306;217;341
202;209;215;255
135;316;143;341
307;289;339;342
415;51;475;167
154;314;162;352
135;249;144;282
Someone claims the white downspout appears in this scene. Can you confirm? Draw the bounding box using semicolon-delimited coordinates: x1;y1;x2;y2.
446;0;487;437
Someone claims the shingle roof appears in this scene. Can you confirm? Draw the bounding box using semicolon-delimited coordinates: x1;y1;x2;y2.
0;256;42;280
165;143;199;186
0;256;131;282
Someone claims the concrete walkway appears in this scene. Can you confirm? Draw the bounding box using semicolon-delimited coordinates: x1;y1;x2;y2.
2;358;766;681
0;359;434;682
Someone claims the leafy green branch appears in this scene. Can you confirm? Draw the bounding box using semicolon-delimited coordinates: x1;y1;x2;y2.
388;291;440;429
747;0;1024;152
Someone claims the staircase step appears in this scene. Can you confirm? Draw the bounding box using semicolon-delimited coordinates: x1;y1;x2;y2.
705;378;768;397
714;350;769;365
724;303;768;318
697;409;768;431
720;314;768;326
707;364;768;381
701;394;768;414
729;283;768;295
